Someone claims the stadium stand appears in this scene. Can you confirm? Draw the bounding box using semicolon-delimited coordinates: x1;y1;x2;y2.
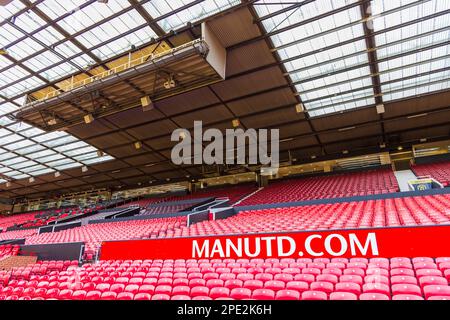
237;169;399;206
23;217;187;260
0;257;449;300
138;204;201;216
412;161;450;186
0;213;39;230
178;194;450;236
0;245;19;261
0;0;450;303
0;230;37;241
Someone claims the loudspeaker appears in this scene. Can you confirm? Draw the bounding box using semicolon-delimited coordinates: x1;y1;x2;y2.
84;114;94;124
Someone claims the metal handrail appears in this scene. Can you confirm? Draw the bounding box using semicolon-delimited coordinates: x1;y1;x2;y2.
25;39;207;106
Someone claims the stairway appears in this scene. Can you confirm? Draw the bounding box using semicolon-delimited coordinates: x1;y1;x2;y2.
234;187;264;206
394;170;418;192
0;255;37;271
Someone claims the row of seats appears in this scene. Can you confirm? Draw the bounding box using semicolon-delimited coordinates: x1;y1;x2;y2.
24;217;187;260
183;194;450;236
238;169;399;206
412;161;450;186
124;184;257;209
138;203;198;216
7;194;448;258
1;257;449;300
0;245;19;260
0;213;37;230
0;229;37;242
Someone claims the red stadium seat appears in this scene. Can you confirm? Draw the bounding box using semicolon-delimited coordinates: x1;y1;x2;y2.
230;288;251;300
301;291;327;300
330;292;357;300
252;289;275;300
276;290;300;300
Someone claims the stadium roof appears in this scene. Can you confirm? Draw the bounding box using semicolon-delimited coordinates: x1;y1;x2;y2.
0;0;450;199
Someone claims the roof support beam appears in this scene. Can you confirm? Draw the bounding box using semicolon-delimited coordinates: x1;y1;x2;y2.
360;0;386;143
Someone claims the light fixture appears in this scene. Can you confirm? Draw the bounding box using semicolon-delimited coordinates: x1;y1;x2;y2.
84;114;94;124
311;155;316;159
96;150;104;157
397;146;403;151
163;75;177;89
0;48;7;55
420;138;427;143
111;170;121;174
232;119;240;128
54;172;61;178
82;166;88;173
134;141;142;150
342;150;349;154
295;103;304;113
407;113;428;119
379;142;386;148
29;177;35;183
338;126;356;132
141;96;154;111
6;181;11;187
47;118;57;126
376;104;385;114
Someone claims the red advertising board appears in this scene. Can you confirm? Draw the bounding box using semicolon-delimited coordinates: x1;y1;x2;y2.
99;225;450;260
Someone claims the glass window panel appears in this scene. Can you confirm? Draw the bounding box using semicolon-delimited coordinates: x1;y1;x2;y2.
63;146;97;157
144;0;241;32
19;127;46;138
73;152;98;161
13;10;47;33
15;144;46;156
28;168;55;176
10;174;30;180
54;162;83;171
54;141;89;152
8;37;44;60
4;139;34;150
21;164;46;173
82;155;114;165
9;160;38;170
29;149;56;159
35;154;65;163
0;167;12;173
0;1;26;20
3;170;23;177
0;152;15;161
